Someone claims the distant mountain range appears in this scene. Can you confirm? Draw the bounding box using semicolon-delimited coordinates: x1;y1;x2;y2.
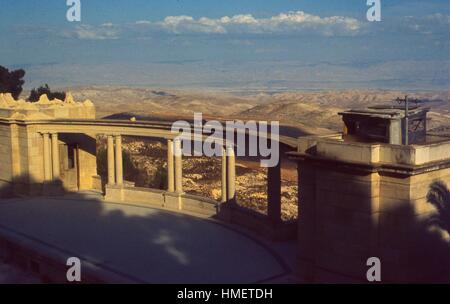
16;60;450;92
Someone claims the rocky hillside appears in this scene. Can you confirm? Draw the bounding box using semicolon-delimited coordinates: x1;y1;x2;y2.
104;138;298;221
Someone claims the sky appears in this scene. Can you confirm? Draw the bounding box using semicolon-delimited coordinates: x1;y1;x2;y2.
0;0;449;90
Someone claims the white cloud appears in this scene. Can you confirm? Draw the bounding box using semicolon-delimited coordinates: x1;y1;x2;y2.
59;12;450;40
101;22;114;27
62;24;120;40
135;20;152;25
390;13;450;35
412;13;450;34
159;15;227;34
156;11;361;36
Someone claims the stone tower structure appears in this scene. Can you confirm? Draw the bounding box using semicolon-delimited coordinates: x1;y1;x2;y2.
290;105;450;283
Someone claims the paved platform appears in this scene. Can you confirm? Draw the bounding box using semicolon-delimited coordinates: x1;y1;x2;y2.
0;192;291;283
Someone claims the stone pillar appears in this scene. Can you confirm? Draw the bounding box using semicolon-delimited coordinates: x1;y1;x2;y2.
389;120;402;145
10;124;21;179
226;145;236;202
43;133;52;181
107;135;115;185
115;135;123;186
167;139;175;192
221;146;227;203
51;133;60;180
267;161;282;223
174;139;183;193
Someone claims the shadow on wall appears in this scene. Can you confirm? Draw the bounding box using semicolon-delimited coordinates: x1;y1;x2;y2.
0;175;67;199
296;169;450;283
427;181;450;234
380;180;450;282
0;176;289;284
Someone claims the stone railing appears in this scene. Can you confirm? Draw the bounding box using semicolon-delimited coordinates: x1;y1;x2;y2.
297;134;450;167
105;184;219;217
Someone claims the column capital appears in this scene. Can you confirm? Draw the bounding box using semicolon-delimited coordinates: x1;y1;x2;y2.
226;144;235;157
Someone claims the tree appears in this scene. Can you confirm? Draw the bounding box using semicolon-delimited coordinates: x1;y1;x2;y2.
0;65;26;99
28;84;66;102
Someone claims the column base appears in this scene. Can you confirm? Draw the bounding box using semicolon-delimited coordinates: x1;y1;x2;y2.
104;184;124;201
164;191;184;210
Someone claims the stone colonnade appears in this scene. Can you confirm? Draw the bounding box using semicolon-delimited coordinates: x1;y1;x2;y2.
41;133;125;187
41;132;282;222
165;139;237;202
165;138;282;222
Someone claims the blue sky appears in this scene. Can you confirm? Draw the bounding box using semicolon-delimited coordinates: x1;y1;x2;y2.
1;0;449;90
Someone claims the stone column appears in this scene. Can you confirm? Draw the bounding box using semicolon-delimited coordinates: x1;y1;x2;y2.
107;135;115;185
221;146;227;203
226;145;236;202
43;133;51;181
267;161;282;223
51;133;60;180
115;135;123;186
174;139;183;193
10;124;21;179
167;139;175;192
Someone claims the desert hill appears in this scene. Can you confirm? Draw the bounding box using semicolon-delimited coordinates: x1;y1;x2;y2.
61;86;449;135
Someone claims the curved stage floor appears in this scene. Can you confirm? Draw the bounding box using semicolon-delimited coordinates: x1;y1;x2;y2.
0;192;292;283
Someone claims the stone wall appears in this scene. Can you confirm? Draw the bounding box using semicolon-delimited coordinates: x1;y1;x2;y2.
297;165;380;282
0;124;13;195
294;135;450;283
378;168;450;281
59;133;97;191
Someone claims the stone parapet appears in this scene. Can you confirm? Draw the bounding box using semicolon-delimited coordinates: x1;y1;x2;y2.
104;185;219;218
296;134;450;169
